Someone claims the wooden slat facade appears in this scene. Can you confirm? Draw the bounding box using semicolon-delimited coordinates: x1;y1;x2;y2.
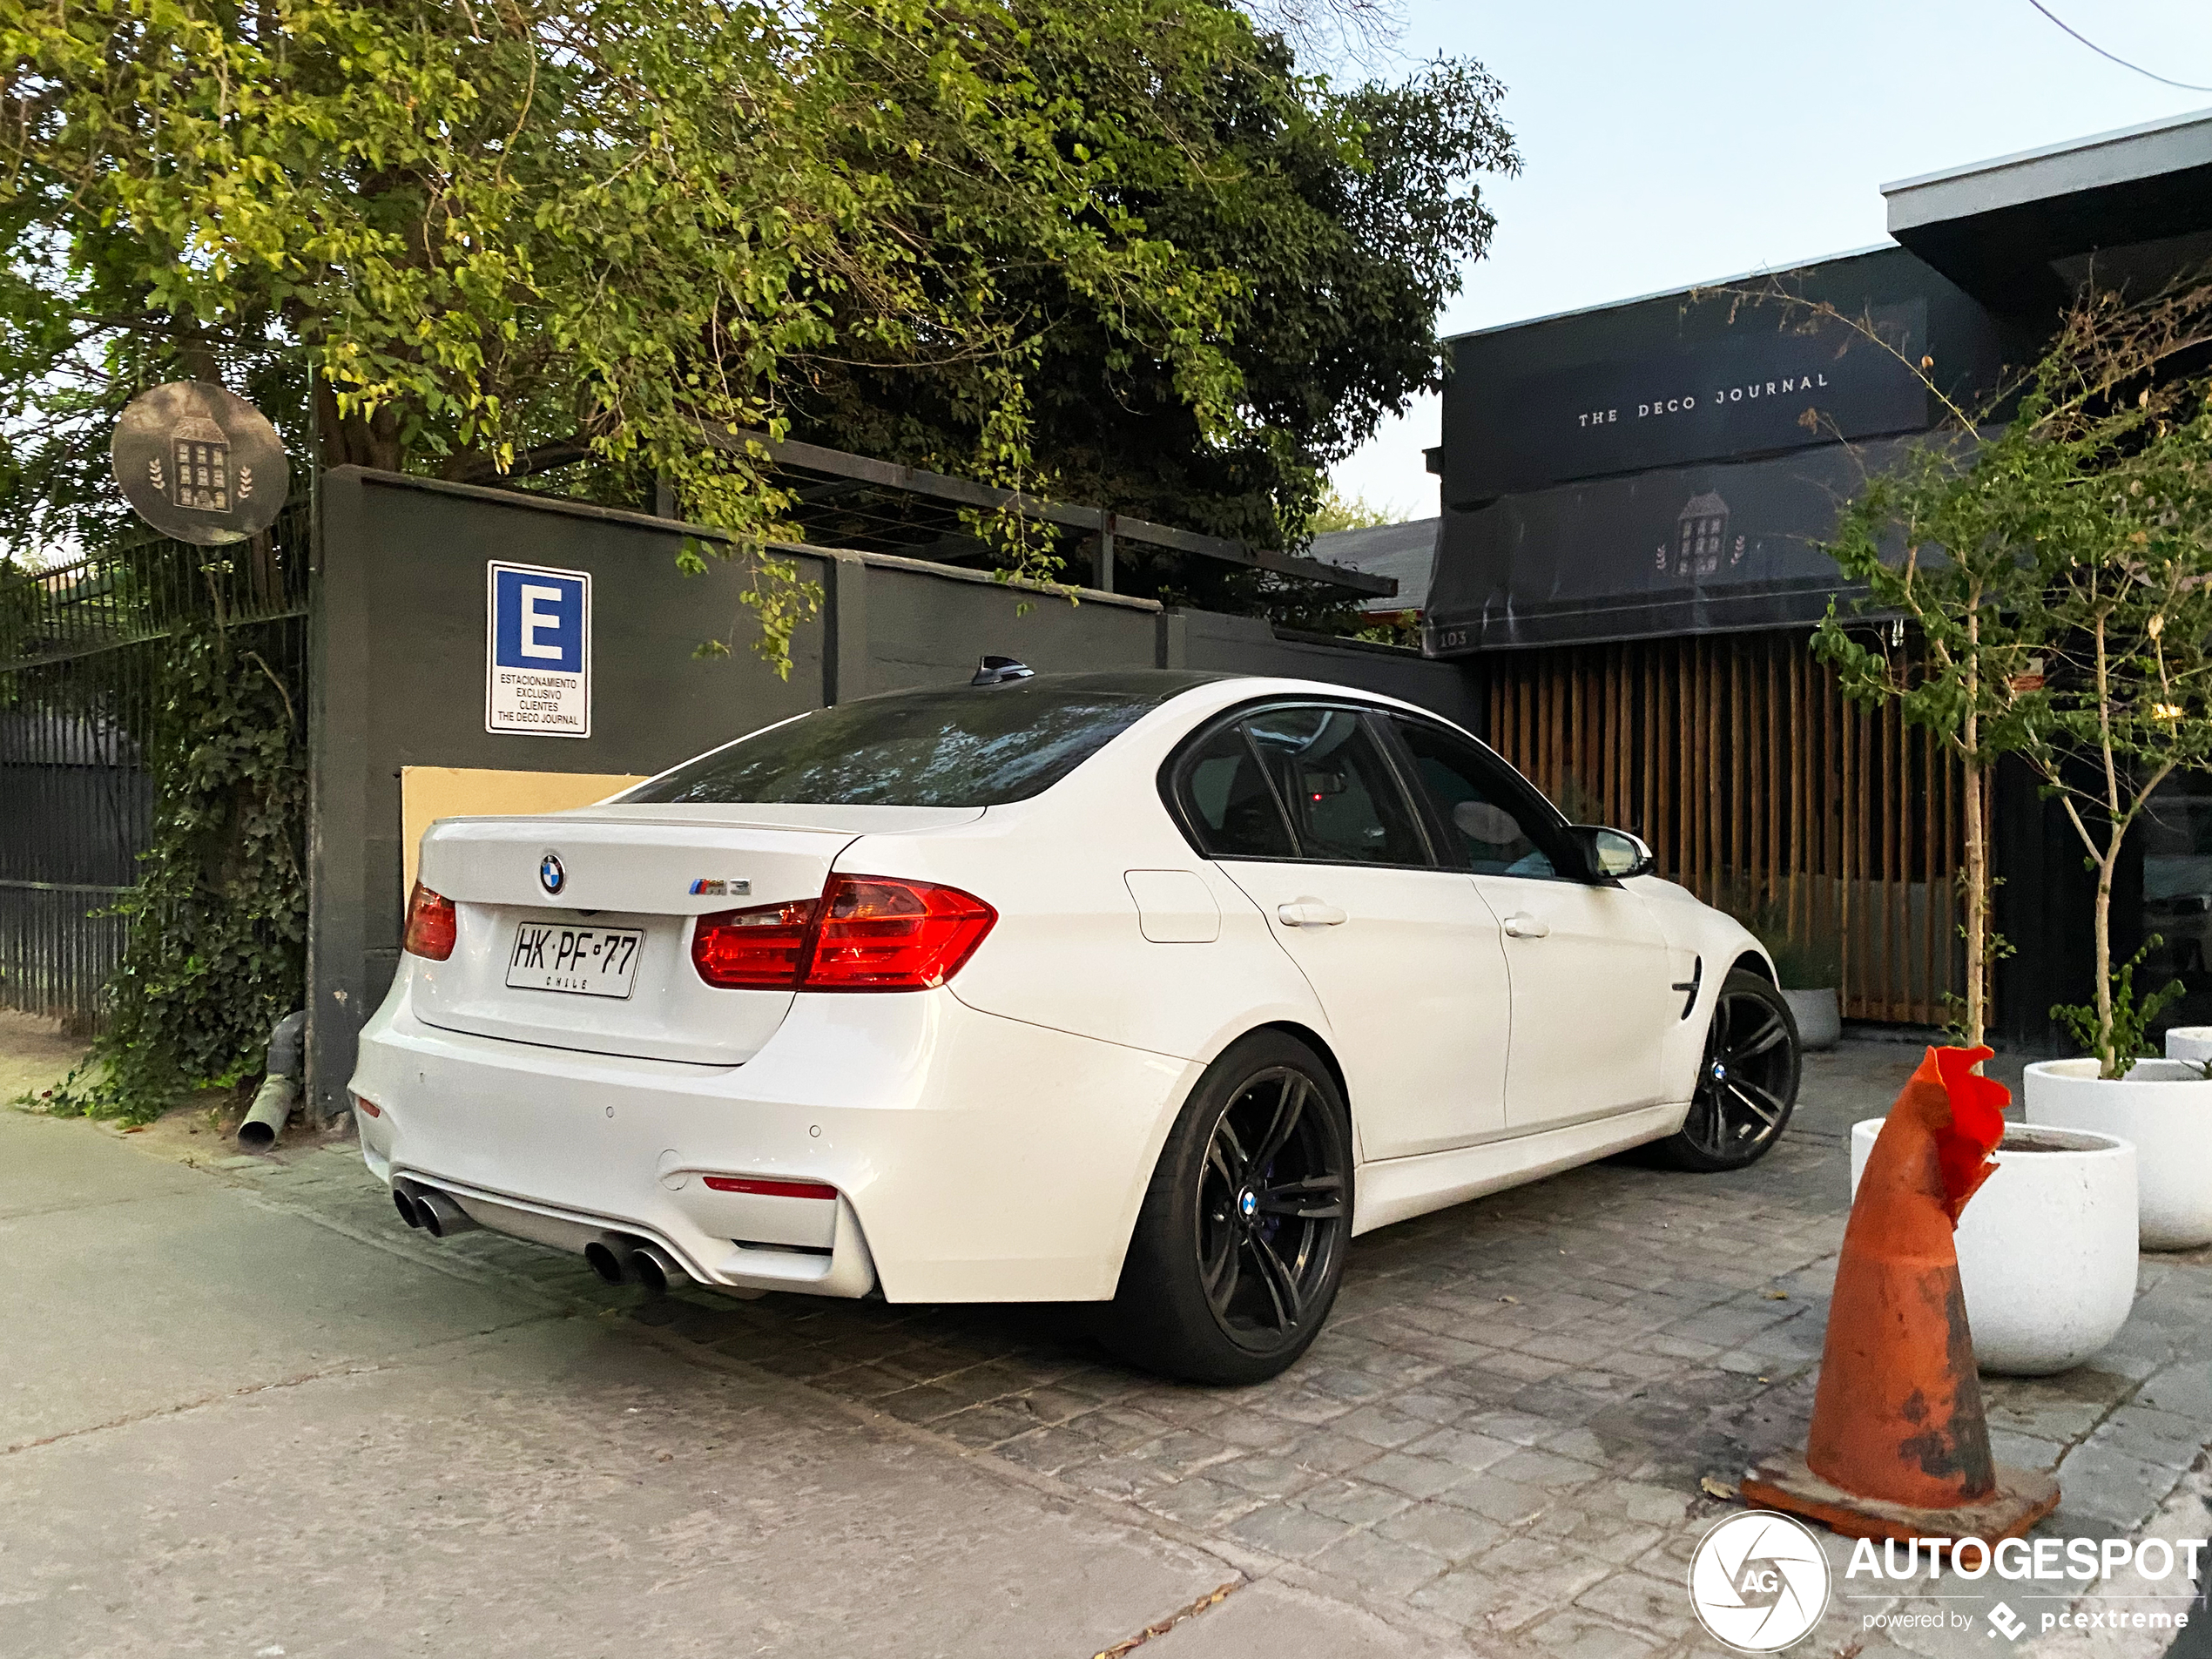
1471;630;1966;1026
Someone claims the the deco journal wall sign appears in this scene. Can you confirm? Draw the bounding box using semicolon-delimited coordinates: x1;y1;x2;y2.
1441;302;1932;507
110;381;290;545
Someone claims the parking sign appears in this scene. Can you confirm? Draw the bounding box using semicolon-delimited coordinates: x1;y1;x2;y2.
486;562;592;737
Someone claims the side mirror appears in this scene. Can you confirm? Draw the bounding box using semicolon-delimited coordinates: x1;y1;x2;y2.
1568;826;1656;881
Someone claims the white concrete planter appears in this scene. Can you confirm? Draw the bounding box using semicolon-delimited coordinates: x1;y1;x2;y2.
2025;1055;2212;1251
2163;1027;2212;1068
1850;1118;2138;1376
1782;988;1840;1051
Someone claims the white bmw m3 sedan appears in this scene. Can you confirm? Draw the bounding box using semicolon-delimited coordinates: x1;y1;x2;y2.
351;666;1799;1383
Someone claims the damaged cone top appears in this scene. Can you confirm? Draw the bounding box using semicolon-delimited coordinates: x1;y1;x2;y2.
1743;1046;2060;1545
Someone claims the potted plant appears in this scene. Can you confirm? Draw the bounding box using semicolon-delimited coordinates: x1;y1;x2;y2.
2134;1027;2212;1246
1795;279;2212;1371
1727;892;1842;1049
1994;284;2212;1253
1776;946;1842;1052
1849;1115;2137;1374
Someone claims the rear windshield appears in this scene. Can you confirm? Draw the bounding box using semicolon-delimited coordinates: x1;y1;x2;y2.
624;671;1228;807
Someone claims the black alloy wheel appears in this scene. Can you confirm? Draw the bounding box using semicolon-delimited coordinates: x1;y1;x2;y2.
1098;1031;1352;1385
1656;969;1801;1172
1196;1065;1345;1345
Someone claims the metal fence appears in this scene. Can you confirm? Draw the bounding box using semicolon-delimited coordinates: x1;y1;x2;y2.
0;504;310;1030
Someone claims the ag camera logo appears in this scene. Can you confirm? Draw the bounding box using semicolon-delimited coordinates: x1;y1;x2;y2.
1689;1511;1832;1651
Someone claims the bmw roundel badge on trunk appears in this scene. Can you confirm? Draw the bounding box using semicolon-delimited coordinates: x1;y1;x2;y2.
539;853;565;895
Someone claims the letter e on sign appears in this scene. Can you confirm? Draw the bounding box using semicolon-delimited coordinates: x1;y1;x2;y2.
486;561;592;738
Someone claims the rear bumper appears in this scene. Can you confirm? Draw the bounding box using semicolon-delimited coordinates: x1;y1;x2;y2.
348;961;1198;1302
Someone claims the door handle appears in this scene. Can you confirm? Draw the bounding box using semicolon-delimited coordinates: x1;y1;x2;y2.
1277;900;1348;928
1501;913;1550;939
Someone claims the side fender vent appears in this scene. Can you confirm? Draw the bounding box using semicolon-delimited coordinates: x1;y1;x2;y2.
1673;955;1702;1021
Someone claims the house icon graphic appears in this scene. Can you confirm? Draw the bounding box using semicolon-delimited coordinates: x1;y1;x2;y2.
168;398;232;515
1673;492;1729;578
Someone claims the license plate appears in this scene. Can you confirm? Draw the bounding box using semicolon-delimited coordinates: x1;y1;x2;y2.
505;923;644;998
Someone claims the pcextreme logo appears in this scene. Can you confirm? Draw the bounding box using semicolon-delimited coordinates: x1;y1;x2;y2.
1689;1511;1833;1651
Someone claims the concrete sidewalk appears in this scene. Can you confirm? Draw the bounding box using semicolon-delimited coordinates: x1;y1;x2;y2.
0;1094;1431;1659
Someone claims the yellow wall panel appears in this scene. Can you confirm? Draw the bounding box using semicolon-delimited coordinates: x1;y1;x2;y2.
401;767;649;897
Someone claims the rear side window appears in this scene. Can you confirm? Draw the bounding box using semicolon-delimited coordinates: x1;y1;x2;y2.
1244;707;1427;865
1390;717;1568;879
627;671;1224;807
1180;724;1296;859
1172;704;1430;866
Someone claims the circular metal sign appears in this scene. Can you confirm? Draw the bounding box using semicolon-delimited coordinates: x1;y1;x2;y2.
110;381;289;546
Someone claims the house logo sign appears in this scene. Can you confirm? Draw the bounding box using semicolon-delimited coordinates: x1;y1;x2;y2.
1687;1510;1832;1651
1657;489;1747;583
110;380;289;546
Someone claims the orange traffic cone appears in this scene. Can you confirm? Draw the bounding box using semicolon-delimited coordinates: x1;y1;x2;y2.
1742;1046;2060;1544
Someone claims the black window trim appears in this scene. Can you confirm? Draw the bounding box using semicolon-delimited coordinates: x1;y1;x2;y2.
1157;695;1444;872
1372;711;1610;887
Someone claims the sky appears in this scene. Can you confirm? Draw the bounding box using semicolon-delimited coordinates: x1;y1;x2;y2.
1326;0;2212;518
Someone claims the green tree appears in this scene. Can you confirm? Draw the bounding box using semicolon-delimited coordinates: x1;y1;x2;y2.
3;2;1512;643
1307;487;1402;534
1817;401;2047;1053
2012;290;2212;1074
1818;280;2212;1068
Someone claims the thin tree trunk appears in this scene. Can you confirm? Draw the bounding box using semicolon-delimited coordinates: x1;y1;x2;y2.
2093;844;2115;1076
1961;598;1986;1051
1962;758;1986;1050
2093;611;2117;1071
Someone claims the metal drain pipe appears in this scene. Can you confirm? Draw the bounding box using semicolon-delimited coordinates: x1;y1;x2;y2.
237;1010;307;1150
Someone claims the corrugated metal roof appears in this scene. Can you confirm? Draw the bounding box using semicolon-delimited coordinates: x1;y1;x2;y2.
1310;519;1440;615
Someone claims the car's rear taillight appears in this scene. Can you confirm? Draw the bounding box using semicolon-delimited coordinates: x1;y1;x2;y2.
402;882;456;961
691;898;819;988
687;875;995;993
803;875;995;990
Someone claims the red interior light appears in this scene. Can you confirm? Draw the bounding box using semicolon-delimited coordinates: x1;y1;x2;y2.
702;1176;840;1201
688;875;994;993
402;881;456;961
690;898;819;988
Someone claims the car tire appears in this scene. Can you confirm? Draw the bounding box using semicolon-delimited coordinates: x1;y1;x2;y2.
1096;1030;1352;1386
1652;969;1801;1173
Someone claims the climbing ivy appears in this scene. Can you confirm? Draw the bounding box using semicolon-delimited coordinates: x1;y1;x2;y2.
38;615;306;1124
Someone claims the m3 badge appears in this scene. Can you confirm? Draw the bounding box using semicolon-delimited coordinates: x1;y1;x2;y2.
688;879;752;897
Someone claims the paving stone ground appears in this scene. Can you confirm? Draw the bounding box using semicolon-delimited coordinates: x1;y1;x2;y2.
34;1036;2212;1656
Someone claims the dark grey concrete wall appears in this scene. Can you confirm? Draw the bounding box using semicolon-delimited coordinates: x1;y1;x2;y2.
307;469;1480;1116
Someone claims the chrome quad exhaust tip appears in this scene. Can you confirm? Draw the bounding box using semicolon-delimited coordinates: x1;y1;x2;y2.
391;1179;480;1239
582;1233;688;1296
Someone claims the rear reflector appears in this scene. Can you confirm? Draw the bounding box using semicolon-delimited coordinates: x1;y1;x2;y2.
690;874;995;993
402;882;456;961
702;1176;840;1201
351;1092;382;1118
